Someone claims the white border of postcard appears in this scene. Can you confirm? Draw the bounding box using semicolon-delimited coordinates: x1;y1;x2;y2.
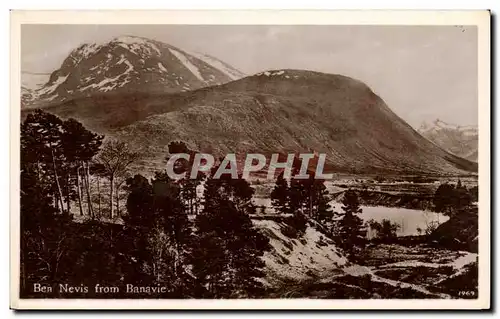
9;10;491;310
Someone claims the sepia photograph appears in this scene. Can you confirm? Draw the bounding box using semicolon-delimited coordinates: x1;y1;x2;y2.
10;10;490;310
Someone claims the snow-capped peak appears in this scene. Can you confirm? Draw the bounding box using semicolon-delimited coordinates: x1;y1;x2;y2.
21;35;245;107
110;35;161;57
68;43;101;66
419;119;478;135
418;118;478;162
112;35;150;45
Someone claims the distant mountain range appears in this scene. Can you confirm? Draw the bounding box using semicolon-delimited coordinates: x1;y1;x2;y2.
21;36;477;176
418;119;478;162
21;35;244;108
21;72;50;107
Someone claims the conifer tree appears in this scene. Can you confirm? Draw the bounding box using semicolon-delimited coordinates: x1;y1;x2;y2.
21;110;66;213
167;141;205;215
124;172;194;295
454;181;472;212
192;166;270;297
20;111;104;294
335;190;367;259
21;110;103;216
434;182;472;216
97;140;139;219
61;118;103;217
310;177;332;221
369;219;399;243
316;186;334;233
270;171;289;214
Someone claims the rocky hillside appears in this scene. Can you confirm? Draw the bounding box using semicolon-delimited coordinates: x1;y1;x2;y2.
29;69;477;176
21;36;244;108
253;216;477;298
252;217;347;285
118;70;476;175
418;119;478;162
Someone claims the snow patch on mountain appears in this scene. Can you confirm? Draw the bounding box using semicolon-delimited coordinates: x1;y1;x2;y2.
82;74;123;91
189;52;244;80
112;35;161;57
80;44;100;59
122;59;134;74
419;119;477;135
39;74;69;95
257;70;288;77
158;62;168;72
169;48;204;81
418;119;478;162
114;35;148;45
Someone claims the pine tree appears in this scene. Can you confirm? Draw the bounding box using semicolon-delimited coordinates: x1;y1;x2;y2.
310;178;332;221
152;171;192;281
289;178;307;215
20;111;107;296
20;135;74;294
61;118;103;217
167;141;205;215
192;168;270;297
369;219;399;243
454;181;472;212
284;174;332;236
433;183;456;216
21;110;66;213
97;140;139;219
124;172;194;296
434;182;472;216
271;171;290;214
316;186;334;234
21;111;103;216
283;178;309;236
335;190;367;259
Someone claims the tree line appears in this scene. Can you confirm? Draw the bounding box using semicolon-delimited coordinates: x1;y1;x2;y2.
22;110;140;219
270;170;478;259
21;110;270;298
270;171;367;260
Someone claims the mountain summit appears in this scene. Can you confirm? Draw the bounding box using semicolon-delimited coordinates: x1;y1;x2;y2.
22;35;244;108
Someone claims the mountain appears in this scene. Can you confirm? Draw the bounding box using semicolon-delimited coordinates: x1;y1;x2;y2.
29;69;477;176
418;119;478;162
21;35;244;108
21;72;50;107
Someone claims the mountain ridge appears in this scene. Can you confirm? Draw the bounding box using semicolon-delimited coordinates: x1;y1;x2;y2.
418;119;478;162
25;68;477;176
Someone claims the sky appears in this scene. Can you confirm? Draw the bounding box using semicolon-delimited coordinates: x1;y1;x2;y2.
21;24;478;127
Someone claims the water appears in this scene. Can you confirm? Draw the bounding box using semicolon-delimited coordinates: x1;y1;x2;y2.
253;196;450;237
330;203;449;237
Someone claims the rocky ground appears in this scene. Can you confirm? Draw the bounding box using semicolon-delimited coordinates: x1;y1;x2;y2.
251;216;478;299
267;241;478;299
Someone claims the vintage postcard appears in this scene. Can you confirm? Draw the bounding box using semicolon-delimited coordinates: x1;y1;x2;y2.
10;10;490;310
